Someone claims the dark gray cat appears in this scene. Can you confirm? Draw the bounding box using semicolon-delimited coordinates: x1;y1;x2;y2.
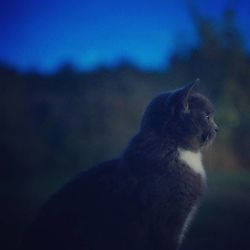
20;80;218;250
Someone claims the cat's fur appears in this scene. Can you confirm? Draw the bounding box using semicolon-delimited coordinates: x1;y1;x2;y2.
19;81;218;250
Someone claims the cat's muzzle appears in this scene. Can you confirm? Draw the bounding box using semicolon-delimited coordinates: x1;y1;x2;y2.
201;129;217;147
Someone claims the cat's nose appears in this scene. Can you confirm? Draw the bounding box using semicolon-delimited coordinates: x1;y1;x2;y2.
214;124;219;132
212;119;219;132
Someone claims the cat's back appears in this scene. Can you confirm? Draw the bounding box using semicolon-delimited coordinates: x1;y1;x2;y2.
41;159;122;213
20;159;129;249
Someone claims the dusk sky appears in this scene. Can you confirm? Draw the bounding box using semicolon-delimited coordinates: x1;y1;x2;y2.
1;0;250;73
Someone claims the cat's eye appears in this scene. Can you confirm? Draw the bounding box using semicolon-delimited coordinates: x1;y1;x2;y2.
204;113;210;120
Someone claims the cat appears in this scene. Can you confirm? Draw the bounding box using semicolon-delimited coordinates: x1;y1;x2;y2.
19;80;218;250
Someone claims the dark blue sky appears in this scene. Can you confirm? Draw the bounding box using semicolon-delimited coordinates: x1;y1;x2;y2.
1;0;249;73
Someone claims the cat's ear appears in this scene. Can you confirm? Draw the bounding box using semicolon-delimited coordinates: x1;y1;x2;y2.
174;79;199;113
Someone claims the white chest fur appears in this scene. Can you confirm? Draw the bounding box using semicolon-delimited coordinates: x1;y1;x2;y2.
178;148;205;178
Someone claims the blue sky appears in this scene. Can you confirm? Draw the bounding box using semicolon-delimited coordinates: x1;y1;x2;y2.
0;0;249;73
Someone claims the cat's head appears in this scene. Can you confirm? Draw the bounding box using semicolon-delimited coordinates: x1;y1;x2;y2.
140;80;218;151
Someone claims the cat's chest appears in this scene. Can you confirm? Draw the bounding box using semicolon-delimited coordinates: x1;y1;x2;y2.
178;148;206;179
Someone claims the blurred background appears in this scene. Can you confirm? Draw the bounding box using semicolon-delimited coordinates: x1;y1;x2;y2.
0;0;250;249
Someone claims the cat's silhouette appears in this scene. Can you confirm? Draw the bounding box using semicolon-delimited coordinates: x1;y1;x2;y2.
20;80;218;250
